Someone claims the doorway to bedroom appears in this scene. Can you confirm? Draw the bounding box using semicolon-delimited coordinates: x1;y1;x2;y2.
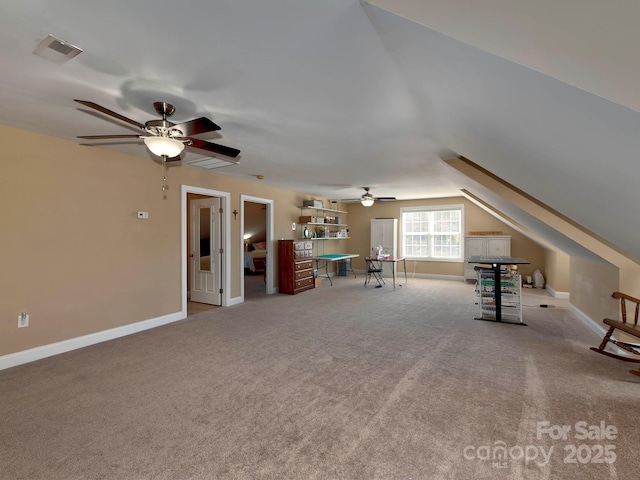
241;195;274;301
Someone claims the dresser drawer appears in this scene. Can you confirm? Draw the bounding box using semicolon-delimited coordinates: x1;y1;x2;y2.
295;260;313;271
294;276;314;290
294;249;313;259
295;270;312;280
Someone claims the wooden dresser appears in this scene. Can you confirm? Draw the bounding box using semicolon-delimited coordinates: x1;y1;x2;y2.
278;240;315;294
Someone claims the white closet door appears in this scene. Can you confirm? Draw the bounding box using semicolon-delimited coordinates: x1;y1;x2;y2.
371;219;398;257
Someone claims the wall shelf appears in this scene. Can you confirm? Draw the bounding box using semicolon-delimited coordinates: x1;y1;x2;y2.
300;206;347;214
299;205;348;241
305;222;348;227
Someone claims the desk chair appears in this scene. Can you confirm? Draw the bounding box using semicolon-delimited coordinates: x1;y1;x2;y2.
364;256;385;288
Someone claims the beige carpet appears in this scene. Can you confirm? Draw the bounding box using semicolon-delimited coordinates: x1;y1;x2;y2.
1;277;639;479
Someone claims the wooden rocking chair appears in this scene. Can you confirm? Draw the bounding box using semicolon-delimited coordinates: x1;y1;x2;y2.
590;291;640;377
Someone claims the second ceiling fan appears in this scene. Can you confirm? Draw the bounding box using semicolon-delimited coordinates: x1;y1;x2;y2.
343;187;396;207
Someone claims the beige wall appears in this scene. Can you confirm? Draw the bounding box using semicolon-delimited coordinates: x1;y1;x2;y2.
345;198;546;278
570;255;619;328
544;248;571;293
2;127;177;354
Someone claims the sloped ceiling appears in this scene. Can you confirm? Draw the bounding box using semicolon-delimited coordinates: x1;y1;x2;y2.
367;0;640;113
1;0;639;261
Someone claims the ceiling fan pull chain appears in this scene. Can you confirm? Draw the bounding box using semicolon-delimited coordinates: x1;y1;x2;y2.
161;155;168;192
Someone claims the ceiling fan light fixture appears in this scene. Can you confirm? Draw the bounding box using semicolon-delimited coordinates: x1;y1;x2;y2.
361;194;375;207
143;136;185;158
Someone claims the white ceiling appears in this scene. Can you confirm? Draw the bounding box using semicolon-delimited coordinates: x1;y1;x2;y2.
2;0;639;261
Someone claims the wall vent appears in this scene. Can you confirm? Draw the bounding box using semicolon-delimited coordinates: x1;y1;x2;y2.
33;34;83;64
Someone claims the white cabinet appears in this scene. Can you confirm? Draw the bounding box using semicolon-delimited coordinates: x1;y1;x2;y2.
463;235;511;280
371;219;398;257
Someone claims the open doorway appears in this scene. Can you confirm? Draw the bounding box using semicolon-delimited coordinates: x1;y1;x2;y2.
241;195;275;301
182;186;231;316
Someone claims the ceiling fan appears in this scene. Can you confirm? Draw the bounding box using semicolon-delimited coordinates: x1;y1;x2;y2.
74;99;240;161
342;187;397;207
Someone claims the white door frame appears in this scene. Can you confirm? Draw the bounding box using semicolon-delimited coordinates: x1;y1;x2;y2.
182;185;231;315
241;195;275;299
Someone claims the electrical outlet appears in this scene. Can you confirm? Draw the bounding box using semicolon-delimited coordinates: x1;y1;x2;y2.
137;211;149;219
18;312;29;328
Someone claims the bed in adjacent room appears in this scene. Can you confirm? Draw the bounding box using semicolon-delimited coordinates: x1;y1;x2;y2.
244;242;267;274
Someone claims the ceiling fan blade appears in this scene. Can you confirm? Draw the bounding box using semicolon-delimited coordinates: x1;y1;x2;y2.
74;100;145;130
174;117;221;136
187;138;240;158
375;197;397;201
165;155;182;162
77;134;141;139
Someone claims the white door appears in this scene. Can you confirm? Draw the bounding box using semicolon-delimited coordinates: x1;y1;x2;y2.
371;219;398;256
190;197;221;305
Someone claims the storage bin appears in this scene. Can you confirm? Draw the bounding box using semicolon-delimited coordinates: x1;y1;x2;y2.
338;258;351;276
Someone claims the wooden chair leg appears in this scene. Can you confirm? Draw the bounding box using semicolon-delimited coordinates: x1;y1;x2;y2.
597;326;616;351
590;326;619;358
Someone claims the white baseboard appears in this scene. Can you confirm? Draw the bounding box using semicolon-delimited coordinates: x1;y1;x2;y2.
569;304;606;339
546;285;570;299
353;269;464;282
228;296;243;306
413;273;466;281
0;311;185;371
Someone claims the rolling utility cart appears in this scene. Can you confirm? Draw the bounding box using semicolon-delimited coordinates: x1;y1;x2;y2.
469;256;529;326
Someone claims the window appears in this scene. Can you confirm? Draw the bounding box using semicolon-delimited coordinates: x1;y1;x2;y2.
401;205;463;260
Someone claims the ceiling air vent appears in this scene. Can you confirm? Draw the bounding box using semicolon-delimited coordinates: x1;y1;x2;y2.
187;158;240;170
33;34;83;64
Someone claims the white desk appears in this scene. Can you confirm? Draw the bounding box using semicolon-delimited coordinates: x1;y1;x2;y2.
369;256;407;290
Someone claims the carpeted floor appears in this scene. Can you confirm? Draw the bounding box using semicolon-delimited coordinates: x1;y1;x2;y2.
1;277;638;479
244;271;268;300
